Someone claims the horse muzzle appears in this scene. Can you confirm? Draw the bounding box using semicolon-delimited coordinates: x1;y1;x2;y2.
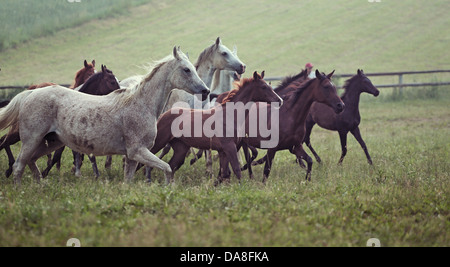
201;88;210;101
335;102;345;114
237;64;246;75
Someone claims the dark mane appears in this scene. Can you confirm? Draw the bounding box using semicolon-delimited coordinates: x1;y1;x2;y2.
78;72;103;94
340;74;361;99
284;78;317;106
275;69;308;94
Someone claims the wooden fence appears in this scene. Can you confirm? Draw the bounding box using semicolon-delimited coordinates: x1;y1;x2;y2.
265;70;450;89
1;70;450;91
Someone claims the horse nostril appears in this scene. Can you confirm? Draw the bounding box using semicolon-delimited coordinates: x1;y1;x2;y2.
337;103;345;112
239;64;246;74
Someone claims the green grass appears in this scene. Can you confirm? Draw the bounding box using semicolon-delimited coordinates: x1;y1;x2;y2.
0;0;449;247
0;0;449;86
0;88;449;247
0;0;151;51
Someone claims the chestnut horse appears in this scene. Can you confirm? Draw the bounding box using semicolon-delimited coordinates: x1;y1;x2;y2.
0;60;97;178
148;71;283;184
242;70;345;183
304;69;379;165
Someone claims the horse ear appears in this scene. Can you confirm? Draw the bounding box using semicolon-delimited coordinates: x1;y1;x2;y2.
173;46;180;60
233;45;238;55
84;60;88;68
253;71;259;80
316;69;323;80
215;37;221;47
357;69;362;76
92;60;96;67
327;70;335;79
101;65;106;72
261;71;265;79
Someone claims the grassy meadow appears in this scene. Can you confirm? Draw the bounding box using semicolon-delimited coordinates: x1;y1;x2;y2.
0;0;449;247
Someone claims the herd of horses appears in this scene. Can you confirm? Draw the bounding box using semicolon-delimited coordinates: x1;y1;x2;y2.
0;38;380;186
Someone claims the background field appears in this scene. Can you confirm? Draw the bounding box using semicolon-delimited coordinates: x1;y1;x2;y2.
0;0;449;247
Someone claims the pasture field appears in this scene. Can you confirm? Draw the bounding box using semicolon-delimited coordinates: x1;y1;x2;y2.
0;0;449;247
0;0;151;51
0;0;449;86
0;88;449;247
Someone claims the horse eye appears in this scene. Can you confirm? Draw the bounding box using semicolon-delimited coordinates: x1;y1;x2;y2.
184;68;191;74
222;52;228;57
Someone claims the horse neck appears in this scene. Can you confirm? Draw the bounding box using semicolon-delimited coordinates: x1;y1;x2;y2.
195;57;215;88
341;82;362;113
223;86;256;105
135;65;173;118
288;81;319;125
71;70;87;89
213;71;233;94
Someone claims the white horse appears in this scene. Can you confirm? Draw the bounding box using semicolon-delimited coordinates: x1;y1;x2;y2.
162;38;245;113
150;38;245;177
0;47;209;185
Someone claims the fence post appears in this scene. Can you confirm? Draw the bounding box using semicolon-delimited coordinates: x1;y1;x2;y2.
398;73;404;94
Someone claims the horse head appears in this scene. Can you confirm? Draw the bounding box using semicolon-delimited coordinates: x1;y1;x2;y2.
212;37;246;75
73;60;96;88
99;65;120;95
171;47;210;101
315;69;345;114
77;65;120;95
357;69;380;97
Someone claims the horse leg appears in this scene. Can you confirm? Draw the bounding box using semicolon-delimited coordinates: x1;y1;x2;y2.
127;147;172;184
351;127;373;165
293;145;313;181
4;146;15;178
222;142;242;183
14;138;64;185
72;151;83;177
338;131;348;165
42;146;65;178
215;151;231;186
105;156;112;171
262;149;277;184
252;154;267;167
159;144;172;160
190;149;204;165
88;155;100;178
124;157;138;182
166;140;190;184
205;150;213;177
304;119;321;163
241;143;254;179
1;132;21;178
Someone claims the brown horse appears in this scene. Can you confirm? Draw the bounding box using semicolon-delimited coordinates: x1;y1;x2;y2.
190;68;311;168
242;70;345;183
148;71;283;184
304;69;379;165
42;65;120;178
0;60;97;177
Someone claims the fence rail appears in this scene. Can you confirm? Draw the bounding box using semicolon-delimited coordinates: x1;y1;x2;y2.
265;69;450;89
1;70;450;91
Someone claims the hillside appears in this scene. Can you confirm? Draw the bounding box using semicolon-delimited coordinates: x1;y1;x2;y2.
0;0;449;86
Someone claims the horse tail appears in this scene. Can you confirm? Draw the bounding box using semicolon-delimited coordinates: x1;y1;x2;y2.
0;90;34;135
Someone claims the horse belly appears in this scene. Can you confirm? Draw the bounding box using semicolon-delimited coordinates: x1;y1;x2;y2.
56;109;126;156
178;136;223;151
